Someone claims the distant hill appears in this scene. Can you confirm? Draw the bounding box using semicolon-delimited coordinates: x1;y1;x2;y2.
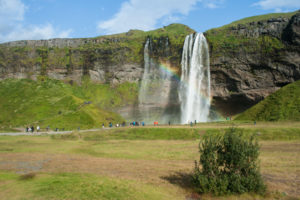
0;78;138;130
235;80;300;121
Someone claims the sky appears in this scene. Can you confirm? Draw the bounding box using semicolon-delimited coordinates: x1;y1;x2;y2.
0;0;299;43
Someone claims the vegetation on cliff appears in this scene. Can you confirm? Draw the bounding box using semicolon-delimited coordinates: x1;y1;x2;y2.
204;11;297;59
0;23;194;79
235;80;300;121
0;78;139;129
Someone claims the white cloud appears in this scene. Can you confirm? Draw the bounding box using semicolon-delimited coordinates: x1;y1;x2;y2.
253;0;300;11
0;0;71;43
0;0;25;34
0;24;72;42
97;0;224;34
203;0;224;9
0;0;25;21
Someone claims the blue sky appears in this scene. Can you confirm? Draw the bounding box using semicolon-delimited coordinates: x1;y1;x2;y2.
0;0;299;43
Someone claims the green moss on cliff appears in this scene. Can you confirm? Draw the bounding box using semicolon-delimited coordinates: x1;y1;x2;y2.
0;23;193;80
235;80;300;121
205;11;296;59
224;11;297;27
89;23;194;64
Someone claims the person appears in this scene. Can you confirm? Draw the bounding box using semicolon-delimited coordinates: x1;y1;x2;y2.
109;122;112;128
102;123;105;128
26;127;29;132
31;126;34;133
37;125;40;132
194;120;197;125
142;121;145;126
168;121;171;126
46;125;50;131
28;127;31;132
190;121;193;127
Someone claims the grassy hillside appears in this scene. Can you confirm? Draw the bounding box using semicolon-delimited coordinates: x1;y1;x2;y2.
0;78;139;130
223;11;297;28
235;80;300;121
204;11;297;58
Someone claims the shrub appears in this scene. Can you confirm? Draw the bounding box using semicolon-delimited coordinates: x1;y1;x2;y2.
193;128;266;195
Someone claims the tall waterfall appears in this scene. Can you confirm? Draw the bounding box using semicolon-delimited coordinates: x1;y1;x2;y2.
179;33;211;124
138;37;176;123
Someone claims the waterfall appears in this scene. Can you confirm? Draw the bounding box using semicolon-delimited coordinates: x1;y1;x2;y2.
179;33;211;124
138;37;178;124
139;38;152;107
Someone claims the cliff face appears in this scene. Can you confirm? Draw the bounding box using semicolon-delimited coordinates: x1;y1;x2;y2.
0;24;191;85
0;12;299;118
206;11;300;115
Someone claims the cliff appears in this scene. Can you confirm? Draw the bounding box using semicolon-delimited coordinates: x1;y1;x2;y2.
0;24;193;84
206;11;300;115
0;11;300;119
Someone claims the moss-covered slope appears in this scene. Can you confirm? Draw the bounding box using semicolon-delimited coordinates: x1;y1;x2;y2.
0;78;139;129
235;80;300;121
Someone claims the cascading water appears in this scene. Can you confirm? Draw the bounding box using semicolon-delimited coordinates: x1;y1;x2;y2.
179;33;211;124
138;38;153;120
138;37;175;123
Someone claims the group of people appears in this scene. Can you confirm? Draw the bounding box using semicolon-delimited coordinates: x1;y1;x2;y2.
25;125;40;133
25;125;53;133
130;121;145;126
103;121;127;128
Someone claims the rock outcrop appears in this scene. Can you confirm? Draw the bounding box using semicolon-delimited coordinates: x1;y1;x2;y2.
206;11;300;115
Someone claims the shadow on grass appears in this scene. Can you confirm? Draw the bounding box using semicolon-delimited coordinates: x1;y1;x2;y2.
161;171;194;189
161;171;201;200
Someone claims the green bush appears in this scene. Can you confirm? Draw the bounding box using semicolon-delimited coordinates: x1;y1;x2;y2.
193;128;266;195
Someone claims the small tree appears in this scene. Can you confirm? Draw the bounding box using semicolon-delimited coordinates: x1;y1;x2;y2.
193;128;266;195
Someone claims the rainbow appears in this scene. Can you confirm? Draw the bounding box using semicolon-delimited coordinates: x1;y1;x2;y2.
158;59;211;100
158;60;181;82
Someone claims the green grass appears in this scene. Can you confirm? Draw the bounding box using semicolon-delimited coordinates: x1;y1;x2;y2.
0;172;179;200
50;126;300;141
1;126;298;159
223;11;297;28
236;80;300;121
0;125;299;199
81;128;202;140
0;78;138;130
0;128;20;133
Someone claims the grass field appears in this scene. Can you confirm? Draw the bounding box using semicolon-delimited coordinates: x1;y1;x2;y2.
0;123;299;199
